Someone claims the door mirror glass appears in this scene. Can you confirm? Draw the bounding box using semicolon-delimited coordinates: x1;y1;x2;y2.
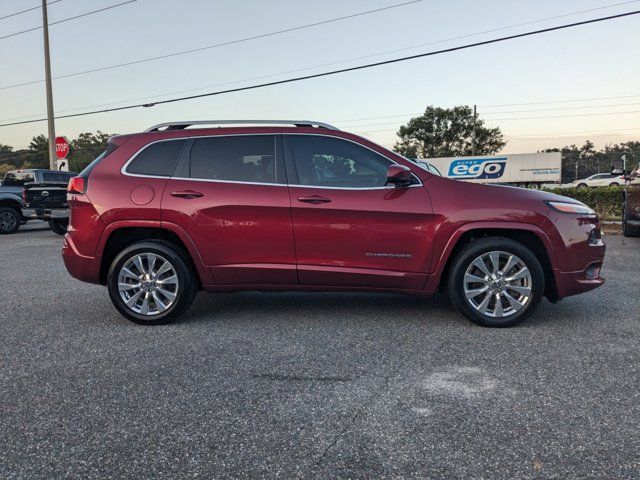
386;165;413;187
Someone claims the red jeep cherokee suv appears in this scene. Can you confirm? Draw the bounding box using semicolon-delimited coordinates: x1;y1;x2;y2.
62;120;605;327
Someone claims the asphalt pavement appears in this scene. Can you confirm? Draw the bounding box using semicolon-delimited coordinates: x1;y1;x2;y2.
1;222;639;479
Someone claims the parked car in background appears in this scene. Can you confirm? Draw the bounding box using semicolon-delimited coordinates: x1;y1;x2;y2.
0;170;27;234
621;165;640;237
62;120;605;328
22;170;77;235
572;173;625;188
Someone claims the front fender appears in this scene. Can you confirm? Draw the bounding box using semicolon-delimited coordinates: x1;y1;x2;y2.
425;221;558;293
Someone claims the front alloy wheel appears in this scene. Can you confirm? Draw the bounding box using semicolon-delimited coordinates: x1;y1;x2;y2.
107;241;197;325
448;237;544;327
463;251;532;318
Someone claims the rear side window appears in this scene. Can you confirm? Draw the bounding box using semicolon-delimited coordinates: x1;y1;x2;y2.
189;135;277;183
126;139;186;177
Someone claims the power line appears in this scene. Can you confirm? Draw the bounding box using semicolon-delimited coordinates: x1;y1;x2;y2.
0;0;137;40
0;0;63;21
479;93;640;108
0;0;632;91
481;102;640;114
486;110;640;121
0;0;422;88
1;10;639;129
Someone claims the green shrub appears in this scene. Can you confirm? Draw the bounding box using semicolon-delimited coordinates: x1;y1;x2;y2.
541;186;623;220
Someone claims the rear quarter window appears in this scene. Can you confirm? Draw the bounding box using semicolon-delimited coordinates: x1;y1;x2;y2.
126;139;186;177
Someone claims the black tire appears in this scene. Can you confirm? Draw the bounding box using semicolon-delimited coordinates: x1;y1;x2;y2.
447;237;545;327
622;201;640;238
609;182;620;187
107;241;198;325
576;183;588;188
0;207;20;234
49;219;68;235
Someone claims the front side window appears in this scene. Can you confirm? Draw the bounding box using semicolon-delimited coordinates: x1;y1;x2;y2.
189;135;277;183
126;139;186;177
288;135;392;188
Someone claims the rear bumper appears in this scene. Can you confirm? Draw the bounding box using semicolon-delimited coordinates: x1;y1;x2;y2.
22;208;68;219
62;234;101;284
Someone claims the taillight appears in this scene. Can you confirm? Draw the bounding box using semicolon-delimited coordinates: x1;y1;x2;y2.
67;176;86;194
22;189;27;202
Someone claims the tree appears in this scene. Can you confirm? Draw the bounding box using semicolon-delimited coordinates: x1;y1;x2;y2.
394;105;506;158
69;131;115;171
26;134;49;169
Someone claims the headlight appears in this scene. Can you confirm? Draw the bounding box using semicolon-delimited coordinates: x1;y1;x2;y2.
545;201;595;215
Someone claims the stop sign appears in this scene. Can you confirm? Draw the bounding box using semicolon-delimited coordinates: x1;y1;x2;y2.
55;136;70;159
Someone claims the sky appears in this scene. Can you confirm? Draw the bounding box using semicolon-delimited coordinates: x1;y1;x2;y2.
0;0;639;154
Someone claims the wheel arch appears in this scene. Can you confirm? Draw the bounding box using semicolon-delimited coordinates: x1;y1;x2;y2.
430;223;559;301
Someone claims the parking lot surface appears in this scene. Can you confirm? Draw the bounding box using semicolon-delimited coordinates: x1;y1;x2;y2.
1;222;639;479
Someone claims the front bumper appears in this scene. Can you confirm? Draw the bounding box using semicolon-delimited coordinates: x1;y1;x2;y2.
62;234;101;284
22;208;69;219
553;243;606;299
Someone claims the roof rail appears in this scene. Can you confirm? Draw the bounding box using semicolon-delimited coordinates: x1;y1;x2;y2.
144;120;340;132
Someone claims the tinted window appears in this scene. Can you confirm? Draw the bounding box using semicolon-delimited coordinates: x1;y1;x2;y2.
126;139;186;176
41;172;77;183
189;135;277;183
288;135;392;188
3;171;35;186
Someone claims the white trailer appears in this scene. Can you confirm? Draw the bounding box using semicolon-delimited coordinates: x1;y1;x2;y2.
417;152;562;185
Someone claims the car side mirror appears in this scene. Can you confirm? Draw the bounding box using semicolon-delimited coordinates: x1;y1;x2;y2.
386;165;413;187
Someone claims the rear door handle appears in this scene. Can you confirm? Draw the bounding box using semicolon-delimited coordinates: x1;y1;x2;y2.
297;195;331;204
171;190;204;199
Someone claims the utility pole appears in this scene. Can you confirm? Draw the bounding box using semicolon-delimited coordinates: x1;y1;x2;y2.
42;0;56;170
471;104;477;156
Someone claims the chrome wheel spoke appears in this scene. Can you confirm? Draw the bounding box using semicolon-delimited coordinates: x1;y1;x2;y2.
476;292;492;314
501;255;517;275
506;284;531;296
503;291;524;311
125;290;144;307
147;254;157;276
118;282;140;291
156;275;178;285
139;293;150;315
488;252;500;274
157;287;176;302
465;286;488;299
156;261;172;277
133;255;146;276
121;266;140;281
152;291;167;310
464;273;487;285
472;258;491;277
507;267;530;282
494;293;504;317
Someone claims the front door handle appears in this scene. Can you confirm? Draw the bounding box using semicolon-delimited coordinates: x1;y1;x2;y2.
297;195;331;204
171;190;204;199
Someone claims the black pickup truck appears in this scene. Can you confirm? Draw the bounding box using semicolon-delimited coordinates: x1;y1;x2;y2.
22;170;77;235
0;169;76;234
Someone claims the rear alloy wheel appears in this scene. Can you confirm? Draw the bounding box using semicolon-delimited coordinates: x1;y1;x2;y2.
0;207;20;234
107;241;197;325
49;219;68;235
448;237;544;327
